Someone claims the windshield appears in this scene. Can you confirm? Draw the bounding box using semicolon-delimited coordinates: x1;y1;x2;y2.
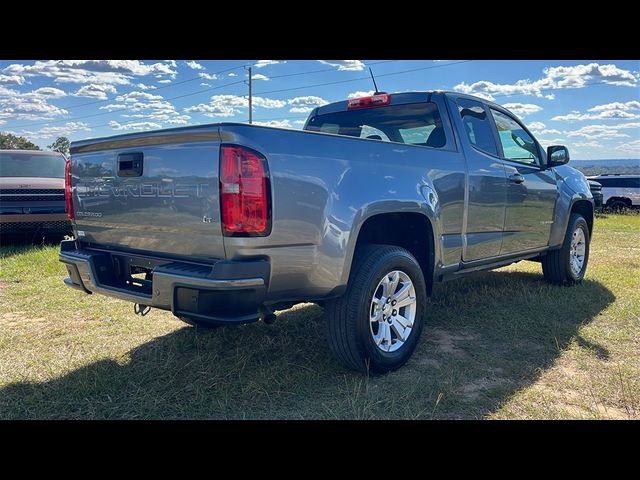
0;152;65;178
304;102;446;148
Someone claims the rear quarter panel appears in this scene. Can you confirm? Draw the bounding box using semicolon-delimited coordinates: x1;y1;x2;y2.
220;119;466;301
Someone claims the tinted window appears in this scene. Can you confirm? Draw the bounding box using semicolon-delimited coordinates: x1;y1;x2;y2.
0;152;65;178
305;102;446;148
491;109;540;166
457;99;498;156
597;177;640;188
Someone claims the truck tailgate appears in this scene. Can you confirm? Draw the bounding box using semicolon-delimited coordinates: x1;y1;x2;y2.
70;126;225;261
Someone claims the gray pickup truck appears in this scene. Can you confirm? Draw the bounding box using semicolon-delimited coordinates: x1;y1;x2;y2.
59;91;593;373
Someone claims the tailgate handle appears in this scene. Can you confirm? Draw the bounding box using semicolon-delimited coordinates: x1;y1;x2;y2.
117;152;143;177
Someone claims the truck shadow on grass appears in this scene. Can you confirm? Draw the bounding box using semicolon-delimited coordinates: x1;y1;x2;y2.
0;270;615;419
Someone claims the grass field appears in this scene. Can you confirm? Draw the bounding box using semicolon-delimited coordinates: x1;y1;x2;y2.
0;214;638;419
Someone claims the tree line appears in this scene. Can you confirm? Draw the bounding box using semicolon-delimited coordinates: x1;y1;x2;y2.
0;133;70;156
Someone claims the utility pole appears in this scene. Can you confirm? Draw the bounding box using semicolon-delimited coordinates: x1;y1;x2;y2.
246;66;253;124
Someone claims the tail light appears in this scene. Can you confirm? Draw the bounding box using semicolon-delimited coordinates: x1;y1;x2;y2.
347;93;391;110
220;145;271;236
64;158;75;221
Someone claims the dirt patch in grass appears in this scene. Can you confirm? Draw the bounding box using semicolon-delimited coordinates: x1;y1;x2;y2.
428;329;479;358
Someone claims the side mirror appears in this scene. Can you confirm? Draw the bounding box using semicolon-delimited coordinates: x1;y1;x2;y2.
547;145;570;167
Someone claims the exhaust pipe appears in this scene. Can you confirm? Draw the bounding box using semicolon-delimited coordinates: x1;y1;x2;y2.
259;305;277;325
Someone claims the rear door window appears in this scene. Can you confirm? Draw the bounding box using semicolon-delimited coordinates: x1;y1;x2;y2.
457;98;499;156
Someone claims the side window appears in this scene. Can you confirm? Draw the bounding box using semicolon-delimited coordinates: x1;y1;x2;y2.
490;109;540;166
457;99;498;156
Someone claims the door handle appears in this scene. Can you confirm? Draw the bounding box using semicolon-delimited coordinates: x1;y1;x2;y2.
508;173;525;184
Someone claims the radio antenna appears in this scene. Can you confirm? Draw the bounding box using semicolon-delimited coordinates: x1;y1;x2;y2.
369;67;381;94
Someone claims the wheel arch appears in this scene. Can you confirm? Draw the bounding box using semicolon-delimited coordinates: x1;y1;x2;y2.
343;211;437;295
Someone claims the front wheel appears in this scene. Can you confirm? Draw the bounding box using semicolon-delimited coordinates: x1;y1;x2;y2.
542;213;590;285
324;245;427;374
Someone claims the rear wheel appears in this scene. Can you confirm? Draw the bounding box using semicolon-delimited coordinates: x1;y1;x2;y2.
324;245;427;374
606;199;629;213
542;213;590;285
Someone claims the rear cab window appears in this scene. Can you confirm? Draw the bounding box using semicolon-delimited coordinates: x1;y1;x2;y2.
305;101;447;148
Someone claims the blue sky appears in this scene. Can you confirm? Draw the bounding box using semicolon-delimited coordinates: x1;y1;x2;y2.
1;59;638;159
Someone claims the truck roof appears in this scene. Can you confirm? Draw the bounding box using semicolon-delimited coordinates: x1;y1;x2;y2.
309;90;503;118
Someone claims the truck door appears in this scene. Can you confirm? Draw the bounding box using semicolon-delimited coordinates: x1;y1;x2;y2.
487;107;558;254
451;97;507;261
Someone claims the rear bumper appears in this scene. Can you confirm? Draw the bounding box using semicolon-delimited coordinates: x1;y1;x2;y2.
59;240;270;324
0;213;70;234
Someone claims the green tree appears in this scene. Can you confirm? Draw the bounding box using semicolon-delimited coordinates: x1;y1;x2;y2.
0;133;41;150
47;136;70;156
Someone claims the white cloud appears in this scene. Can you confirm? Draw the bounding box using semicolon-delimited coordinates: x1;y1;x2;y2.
228;73;237;77
199;72;218;81
158;79;172;84
289;107;314;113
528;121;546;130
254;60;283;68
553;100;640;121
73;84;117;100
109;120;162;131
253;74;269;81
544;63;637;87
564;122;640;139
185;61;204;70
99;104;128;111
17;122;91;139
136;83;156;90
0;74;25;85
97;91;189;125
200;82;211;86
116;91;163;102
253;97;287;109
537;137;566;147
615;139;640;155
0;85;68;121
588;100;640;112
287;96;328;113
185;94;285;117
347;90;375;99
319;60;365;71
454;62;638;101
3;60;177;85
532;128;562;136
501;103;543;116
572;140;603;148
254;119;293;128
552;110;640;121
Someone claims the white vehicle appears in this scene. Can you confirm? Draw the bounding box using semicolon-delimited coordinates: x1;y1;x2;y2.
587;174;640;210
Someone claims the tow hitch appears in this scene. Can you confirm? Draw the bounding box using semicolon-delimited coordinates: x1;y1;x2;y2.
134;303;151;316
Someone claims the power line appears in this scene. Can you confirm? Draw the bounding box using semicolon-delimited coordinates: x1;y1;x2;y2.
255;60;474;95
8;60;398;128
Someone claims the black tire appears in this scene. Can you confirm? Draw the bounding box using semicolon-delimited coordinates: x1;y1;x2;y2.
177;316;222;329
542;213;590;285
324;245;427;374
606;199;628;213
